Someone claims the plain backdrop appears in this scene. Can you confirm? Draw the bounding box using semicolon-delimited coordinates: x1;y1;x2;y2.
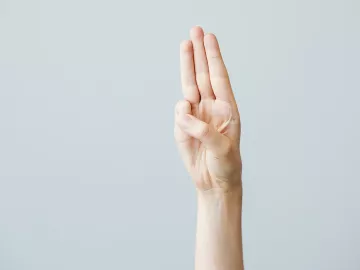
0;0;359;269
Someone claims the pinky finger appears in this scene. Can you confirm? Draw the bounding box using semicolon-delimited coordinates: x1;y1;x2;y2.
174;100;194;169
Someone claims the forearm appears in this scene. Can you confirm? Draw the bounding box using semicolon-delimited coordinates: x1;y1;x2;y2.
195;185;244;270
176;25;244;270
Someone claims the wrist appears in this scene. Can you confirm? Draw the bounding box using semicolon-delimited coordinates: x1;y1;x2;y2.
196;183;242;207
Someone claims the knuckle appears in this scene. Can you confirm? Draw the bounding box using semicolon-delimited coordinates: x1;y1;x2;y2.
211;78;231;91
196;73;211;87
209;54;221;60
175;100;183;111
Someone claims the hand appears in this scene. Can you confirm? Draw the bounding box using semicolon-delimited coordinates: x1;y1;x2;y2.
174;26;242;193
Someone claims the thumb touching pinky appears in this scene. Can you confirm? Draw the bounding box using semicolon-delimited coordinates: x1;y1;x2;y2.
177;114;231;156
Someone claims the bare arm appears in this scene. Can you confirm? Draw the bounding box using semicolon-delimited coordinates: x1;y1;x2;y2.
174;26;244;270
196;187;243;270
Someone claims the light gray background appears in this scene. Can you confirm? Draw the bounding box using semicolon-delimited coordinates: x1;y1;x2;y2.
0;0;359;269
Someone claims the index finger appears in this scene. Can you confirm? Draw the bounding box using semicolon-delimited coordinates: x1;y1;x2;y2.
180;40;200;104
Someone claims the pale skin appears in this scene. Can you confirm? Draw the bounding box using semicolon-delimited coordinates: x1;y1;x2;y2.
174;26;244;270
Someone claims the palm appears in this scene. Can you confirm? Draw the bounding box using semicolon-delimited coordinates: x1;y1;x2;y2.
190;100;239;190
174;27;241;191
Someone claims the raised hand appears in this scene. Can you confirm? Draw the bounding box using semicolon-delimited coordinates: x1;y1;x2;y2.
174;26;242;192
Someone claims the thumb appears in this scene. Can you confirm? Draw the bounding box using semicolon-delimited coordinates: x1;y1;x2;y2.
176;114;230;156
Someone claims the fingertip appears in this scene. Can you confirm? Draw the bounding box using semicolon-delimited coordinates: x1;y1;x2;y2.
180;40;193;52
204;33;219;50
175;100;191;114
190;26;204;39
